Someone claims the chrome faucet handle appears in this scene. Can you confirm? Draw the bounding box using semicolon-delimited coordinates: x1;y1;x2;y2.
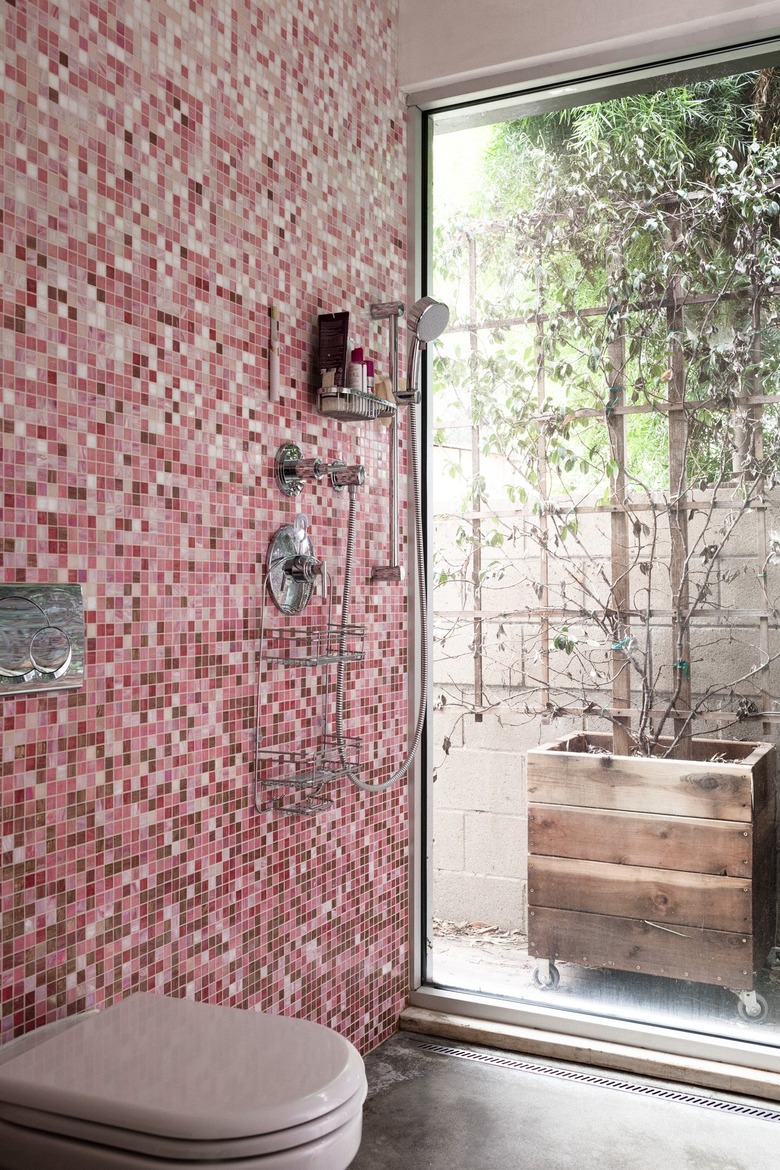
275;444;328;495
275;444;365;496
329;462;365;490
285;554;323;582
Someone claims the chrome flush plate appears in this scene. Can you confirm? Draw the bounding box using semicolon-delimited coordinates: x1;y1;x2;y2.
0;585;85;695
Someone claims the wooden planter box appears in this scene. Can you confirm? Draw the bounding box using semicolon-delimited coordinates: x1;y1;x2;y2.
526;733;777;1006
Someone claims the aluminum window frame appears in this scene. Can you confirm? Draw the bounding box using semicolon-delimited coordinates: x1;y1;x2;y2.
407;33;780;1089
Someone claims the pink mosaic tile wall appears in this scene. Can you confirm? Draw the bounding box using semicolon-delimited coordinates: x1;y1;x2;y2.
1;0;411;1053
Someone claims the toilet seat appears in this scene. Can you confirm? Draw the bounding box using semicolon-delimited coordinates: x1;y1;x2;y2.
0;993;366;1168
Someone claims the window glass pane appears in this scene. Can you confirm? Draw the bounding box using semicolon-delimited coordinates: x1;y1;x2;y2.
427;65;780;1040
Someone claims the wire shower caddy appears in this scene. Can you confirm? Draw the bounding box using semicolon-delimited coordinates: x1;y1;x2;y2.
256;570;366;817
316;385;396;422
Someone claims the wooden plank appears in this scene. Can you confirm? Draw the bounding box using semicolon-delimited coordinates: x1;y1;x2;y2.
526;748;752;821
528;804;752;878
688;737;772;766
748;743;775;815
468;236;485;723
543;391;780;421
435;608;780;630
528;856;751;932
753;804;776;960
465;289;780;335
437;496;777;522
605;240;633;758
400;1006;780;1101
752;788;778;962
535;731;767;764
666;237;692;756
534;261;551;718
527;906;754;988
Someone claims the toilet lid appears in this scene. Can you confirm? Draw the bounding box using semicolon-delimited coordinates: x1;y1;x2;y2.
0;994;365;1146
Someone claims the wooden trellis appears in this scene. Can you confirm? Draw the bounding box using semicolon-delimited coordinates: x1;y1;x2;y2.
435;226;780;753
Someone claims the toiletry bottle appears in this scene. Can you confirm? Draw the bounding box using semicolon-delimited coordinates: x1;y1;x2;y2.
346;347;365;393
364;359;374;394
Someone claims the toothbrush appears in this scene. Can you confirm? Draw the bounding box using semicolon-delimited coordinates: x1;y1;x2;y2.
269;304;280;403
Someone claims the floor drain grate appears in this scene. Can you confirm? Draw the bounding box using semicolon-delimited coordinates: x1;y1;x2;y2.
415;1042;780;1123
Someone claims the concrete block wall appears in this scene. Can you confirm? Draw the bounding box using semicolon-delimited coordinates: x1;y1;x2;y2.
431;487;780;933
431;709;585;930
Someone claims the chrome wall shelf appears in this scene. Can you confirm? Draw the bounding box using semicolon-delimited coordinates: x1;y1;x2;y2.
263;623;365;667
317;386;396;422
256;733;362;817
256;522;364;818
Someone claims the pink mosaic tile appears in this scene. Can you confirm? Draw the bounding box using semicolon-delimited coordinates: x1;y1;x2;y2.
1;0;410;1054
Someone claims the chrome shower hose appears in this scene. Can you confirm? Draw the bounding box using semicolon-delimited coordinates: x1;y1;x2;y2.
335;406;428;792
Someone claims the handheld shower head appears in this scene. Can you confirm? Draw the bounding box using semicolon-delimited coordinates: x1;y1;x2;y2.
402;296;449;403
409;296;450;344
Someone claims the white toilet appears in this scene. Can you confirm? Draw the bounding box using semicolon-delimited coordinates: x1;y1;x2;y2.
0;992;366;1169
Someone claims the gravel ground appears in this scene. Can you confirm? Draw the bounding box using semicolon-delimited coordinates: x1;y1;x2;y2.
429;918;780;1038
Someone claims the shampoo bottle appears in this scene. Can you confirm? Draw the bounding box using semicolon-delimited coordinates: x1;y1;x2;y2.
346;347;365;393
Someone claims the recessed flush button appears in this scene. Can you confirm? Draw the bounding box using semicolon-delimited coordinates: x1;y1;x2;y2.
30;625;72;676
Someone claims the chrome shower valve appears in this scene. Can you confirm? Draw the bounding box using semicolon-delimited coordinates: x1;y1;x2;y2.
275;443;325;496
275;443;365;495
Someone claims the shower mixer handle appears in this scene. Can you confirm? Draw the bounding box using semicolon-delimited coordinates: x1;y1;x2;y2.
328;462;365;490
284;553;327;592
276;443;318;496
297;457;327;481
275;443;365;496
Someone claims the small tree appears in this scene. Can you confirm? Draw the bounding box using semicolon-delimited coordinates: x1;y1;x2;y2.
432;72;780;759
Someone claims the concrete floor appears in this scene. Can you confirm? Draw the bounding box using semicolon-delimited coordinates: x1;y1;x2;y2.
351;1031;780;1169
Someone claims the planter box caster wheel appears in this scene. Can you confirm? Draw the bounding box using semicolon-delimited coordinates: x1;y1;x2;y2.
735;990;768;1022
533;960;560;990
